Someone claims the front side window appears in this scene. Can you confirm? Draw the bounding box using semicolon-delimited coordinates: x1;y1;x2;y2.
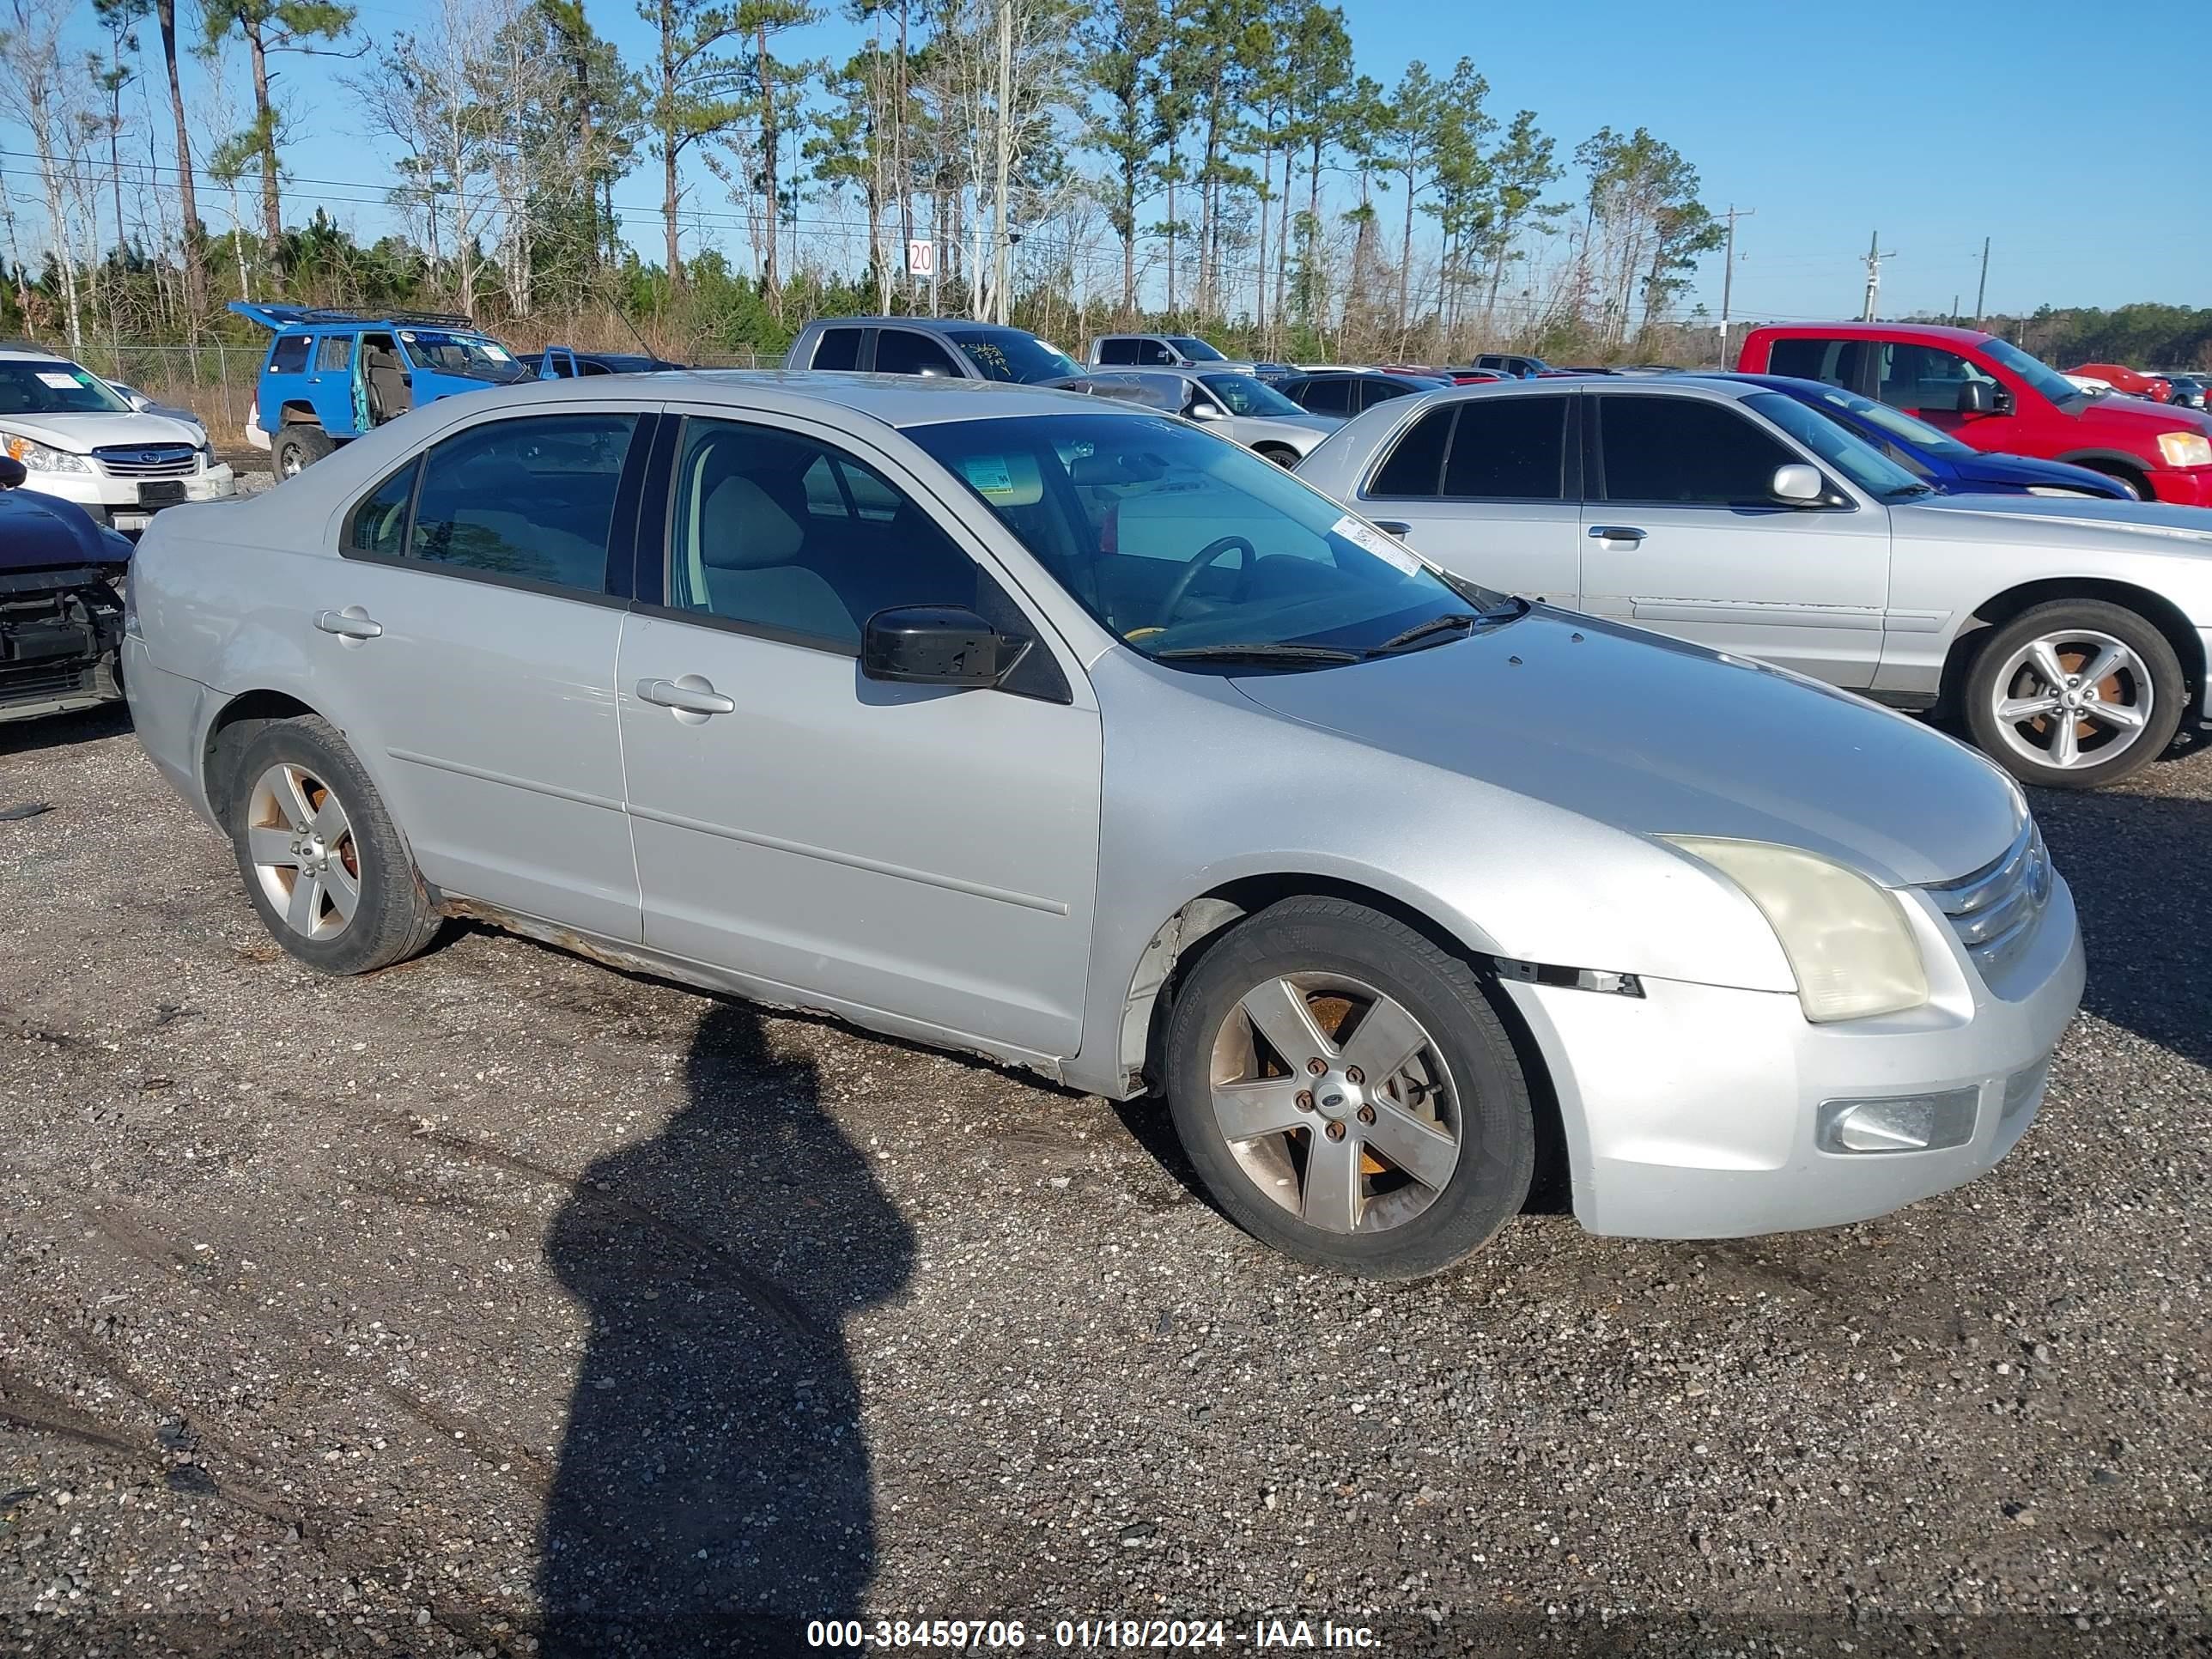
668;419;983;652
811;327;863;371
1442;398;1569;500
873;329;963;377
904;413;1501;666
1295;377;1352;416
314;334;353;373
1139;340;1177;366
1875;343;2000;415
1597;396;1796;506
409;414;637;591
0;360;132;415
269;336;311;374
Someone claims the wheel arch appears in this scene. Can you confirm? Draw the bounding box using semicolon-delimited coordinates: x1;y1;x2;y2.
277;401;320;428
2051;449;2152;493
200;689;320;818
1940;577;2204;716
1116;872;1572;1214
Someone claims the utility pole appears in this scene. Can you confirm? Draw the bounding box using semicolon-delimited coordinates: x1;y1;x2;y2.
990;0;1013;325
1860;228;1894;322
1715;204;1754;368
1972;236;1990;325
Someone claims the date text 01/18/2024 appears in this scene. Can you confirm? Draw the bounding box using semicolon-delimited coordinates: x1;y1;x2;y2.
804;1619;1381;1650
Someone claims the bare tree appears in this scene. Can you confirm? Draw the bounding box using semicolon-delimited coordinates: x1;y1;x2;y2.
0;0;94;347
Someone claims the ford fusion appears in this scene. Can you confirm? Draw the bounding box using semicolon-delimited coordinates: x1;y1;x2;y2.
122;374;2083;1278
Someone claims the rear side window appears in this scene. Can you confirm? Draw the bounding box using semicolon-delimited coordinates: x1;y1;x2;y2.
1443;398;1569;500
344;461;417;559
1766;337;1870;392
270;335;310;374
408;414;639;592
1597;396;1795;506
1097;338;1141;365
873;329;962;376
1296;377;1352;415
1367;409;1453;496
811;327;863;370
314;334;352;372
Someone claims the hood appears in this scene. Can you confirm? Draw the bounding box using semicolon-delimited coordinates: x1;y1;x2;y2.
2066;393;2212;441
0;487;131;569
1227;608;2021;886
1901;490;2212;553
1949;451;2128;496
0;409;208;453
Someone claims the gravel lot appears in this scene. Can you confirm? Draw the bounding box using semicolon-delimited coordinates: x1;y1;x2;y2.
2;708;2207;1657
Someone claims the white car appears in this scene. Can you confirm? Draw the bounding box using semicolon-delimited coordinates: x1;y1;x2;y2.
0;347;236;532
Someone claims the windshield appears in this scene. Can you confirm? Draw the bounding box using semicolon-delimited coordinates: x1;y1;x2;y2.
904;412;1504;666
948;331;1081;384
1803;384;1972;458
1744;392;1929;501
0;360;132;416
1979;337;2084;409
1167;336;1228;362
1200;373;1304;417
398;330;533;383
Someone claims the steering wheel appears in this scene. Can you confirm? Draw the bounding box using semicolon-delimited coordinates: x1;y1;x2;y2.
1155;535;1257;628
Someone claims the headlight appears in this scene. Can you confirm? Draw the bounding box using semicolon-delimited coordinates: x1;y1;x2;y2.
1;433;90;473
197;442;217;469
1662;836;1929;1023
2155;430;2212;468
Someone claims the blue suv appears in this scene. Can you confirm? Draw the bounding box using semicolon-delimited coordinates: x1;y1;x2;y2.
230;304;535;476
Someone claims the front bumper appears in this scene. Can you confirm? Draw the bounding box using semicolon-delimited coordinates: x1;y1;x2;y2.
2144;466;2212;507
18;464;237;530
1501;872;2085;1239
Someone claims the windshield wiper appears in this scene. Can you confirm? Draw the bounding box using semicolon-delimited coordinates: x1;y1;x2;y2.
1886;482;1937;501
1371;612;1485;653
1152;641;1364;665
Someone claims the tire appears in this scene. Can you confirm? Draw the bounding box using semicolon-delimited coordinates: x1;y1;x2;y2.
2079;462;2148;501
274;425;334;479
1253;443;1298;468
1963;599;2185;789
225;714;441;974
1163;896;1534;1279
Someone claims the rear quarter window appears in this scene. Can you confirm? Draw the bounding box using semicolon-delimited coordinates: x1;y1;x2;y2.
270;335;311;374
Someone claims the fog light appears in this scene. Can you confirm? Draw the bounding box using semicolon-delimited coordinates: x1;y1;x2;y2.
2001;1058;2051;1125
1815;1086;1978;1154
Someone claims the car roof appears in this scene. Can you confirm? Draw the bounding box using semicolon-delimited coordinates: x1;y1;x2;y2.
1747;319;1996;349
437;368;1116;428
0;345;68;362
805;316;1034;338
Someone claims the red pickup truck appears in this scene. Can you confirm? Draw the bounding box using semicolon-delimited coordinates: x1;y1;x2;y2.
1737;322;2212;506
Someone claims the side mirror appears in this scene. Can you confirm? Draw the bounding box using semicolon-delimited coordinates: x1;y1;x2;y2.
1956;380;1994;416
1771;463;1826;504
862;605;1029;687
1185;399;1224;421
0;455;24;489
126;392;155;412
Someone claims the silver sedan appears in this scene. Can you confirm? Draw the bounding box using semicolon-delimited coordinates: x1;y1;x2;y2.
1295;375;2212;788
124;372;2081;1278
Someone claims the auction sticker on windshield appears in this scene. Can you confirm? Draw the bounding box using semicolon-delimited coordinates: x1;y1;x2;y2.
35;372;83;390
1332;514;1423;575
960;456;1017;497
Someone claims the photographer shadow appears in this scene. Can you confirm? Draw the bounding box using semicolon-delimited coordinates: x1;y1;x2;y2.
540;1000;915;1655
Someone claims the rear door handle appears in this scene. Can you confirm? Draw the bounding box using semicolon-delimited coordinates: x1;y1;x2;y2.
1588;525;1647;544
637;676;736;716
314;606;382;640
1370;520;1413;538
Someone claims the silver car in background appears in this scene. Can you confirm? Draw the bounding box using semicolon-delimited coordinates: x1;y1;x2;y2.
1296;376;2212;788
1064;366;1341;464
125;372;2081;1279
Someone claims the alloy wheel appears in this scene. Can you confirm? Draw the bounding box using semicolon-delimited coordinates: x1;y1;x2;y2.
1207;973;1462;1235
245;763;361;940
1988;629;2153;774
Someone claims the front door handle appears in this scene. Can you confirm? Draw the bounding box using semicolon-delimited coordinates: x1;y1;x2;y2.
1370;520;1413;538
1588;525;1648;544
314;606;382;641
637;675;737;717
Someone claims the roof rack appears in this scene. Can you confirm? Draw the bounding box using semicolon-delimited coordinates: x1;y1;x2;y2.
227;301;477;330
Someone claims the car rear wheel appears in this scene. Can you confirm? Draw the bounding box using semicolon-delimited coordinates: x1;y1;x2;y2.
227;714;440;974
1964;600;2185;789
274;425;333;478
1163;896;1534;1279
1252;442;1298;468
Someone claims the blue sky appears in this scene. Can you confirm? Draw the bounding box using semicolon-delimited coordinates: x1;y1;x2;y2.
22;0;2212;322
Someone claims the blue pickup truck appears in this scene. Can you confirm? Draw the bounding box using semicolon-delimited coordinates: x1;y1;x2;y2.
229;303;535;476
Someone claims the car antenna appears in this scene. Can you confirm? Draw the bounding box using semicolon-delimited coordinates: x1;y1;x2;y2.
612;305;659;363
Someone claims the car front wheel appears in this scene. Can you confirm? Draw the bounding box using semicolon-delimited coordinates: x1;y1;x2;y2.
227;714;440;974
1964;600;2184;789
1163;896;1535;1279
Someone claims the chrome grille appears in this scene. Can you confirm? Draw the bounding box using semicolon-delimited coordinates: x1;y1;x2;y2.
93;443;198;479
1923;819;2053;983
